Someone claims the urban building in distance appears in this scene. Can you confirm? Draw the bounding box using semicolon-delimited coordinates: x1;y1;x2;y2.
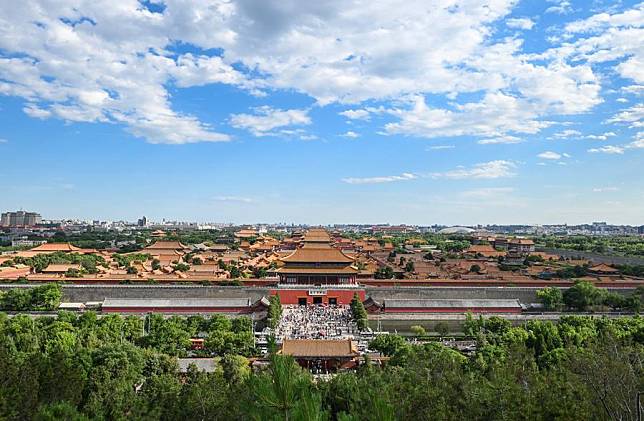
0;211;42;227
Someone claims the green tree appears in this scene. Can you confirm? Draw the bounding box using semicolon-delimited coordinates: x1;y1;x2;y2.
537;287;564;311
435;322;449;337
176;366;235;420
221;354;250;384
350;293;368;330
369;334;407;356
141;315;191;356
410;325;426;337
84;343;146;419
30;284;62;311
267;295;282;329
0;288;32;310
33;401;89;421
563;281;603;311
229;265;241;278
248;355;326;420
374;266;394;279
172;262;190;272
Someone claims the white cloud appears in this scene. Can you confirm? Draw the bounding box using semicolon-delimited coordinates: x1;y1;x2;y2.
553;5;644;87
477;135;523;144
0;7;238;144
588;145;625;154
564;5;644;33
341;131;359;138
339;106;387;121
538;151;562;160
546;0;573;15
585;131;617;140
617;98;628;103
628;132;644;149
431;160;517;180
550;129;581;139
385;93;551;139
230;106;311;136
0;0;614;145
622;85;644;95
592;187;619;192
23;105;52;119
460;187;515;198
506;18;535;30
427;145;455;150
214;196;254;203
607;104;644;127
586;132;644;154
339;109;371;120
342;173;417;185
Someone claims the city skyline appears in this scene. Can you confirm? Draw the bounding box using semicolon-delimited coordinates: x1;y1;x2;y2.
1;1;643;224
2;209;643;233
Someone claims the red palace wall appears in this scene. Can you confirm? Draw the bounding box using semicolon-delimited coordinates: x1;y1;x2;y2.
102;306;248;313
271;288;366;305
383;307;522;314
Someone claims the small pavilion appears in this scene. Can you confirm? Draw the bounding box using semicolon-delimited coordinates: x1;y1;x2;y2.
279;339;359;372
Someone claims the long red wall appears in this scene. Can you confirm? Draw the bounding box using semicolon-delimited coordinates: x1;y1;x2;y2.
383;307;522;314
102;306;247;313
361;279;643;288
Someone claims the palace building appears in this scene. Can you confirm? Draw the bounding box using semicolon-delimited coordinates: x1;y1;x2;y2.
272;228;365;306
276;229;358;286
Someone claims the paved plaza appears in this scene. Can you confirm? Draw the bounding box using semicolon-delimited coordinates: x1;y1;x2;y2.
275;305;359;340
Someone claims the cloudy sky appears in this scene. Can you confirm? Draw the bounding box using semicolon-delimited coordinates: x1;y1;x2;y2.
0;0;643;225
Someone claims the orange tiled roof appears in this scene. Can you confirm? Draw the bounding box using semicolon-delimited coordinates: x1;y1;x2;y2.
144;241;188;250
30;243;81;252
280;339;358;357
303;228;332;243
466;244;497;253
589;263;619;273
509;238;535;245
42;263;82;273
235;229;258;238
276;267;358;274
281;244;355;264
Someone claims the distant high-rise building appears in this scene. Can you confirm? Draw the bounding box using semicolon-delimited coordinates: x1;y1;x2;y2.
639;225;644;235
137;216;148;227
0;211;42;227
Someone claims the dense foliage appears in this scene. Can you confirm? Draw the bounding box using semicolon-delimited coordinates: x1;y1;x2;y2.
3;252;108;274
0;284;62;311
617;264;644;277
538;235;644;257
536;282;642;312
112;253;150;269
0;312;641;420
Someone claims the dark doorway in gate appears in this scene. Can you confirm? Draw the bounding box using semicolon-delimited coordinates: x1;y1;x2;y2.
328;297;338;305
298;297;308;306
313;297;323;305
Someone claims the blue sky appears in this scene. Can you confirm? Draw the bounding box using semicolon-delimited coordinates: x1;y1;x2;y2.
0;0;643;225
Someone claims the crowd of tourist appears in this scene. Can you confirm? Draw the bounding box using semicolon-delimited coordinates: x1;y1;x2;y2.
275;304;358;340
